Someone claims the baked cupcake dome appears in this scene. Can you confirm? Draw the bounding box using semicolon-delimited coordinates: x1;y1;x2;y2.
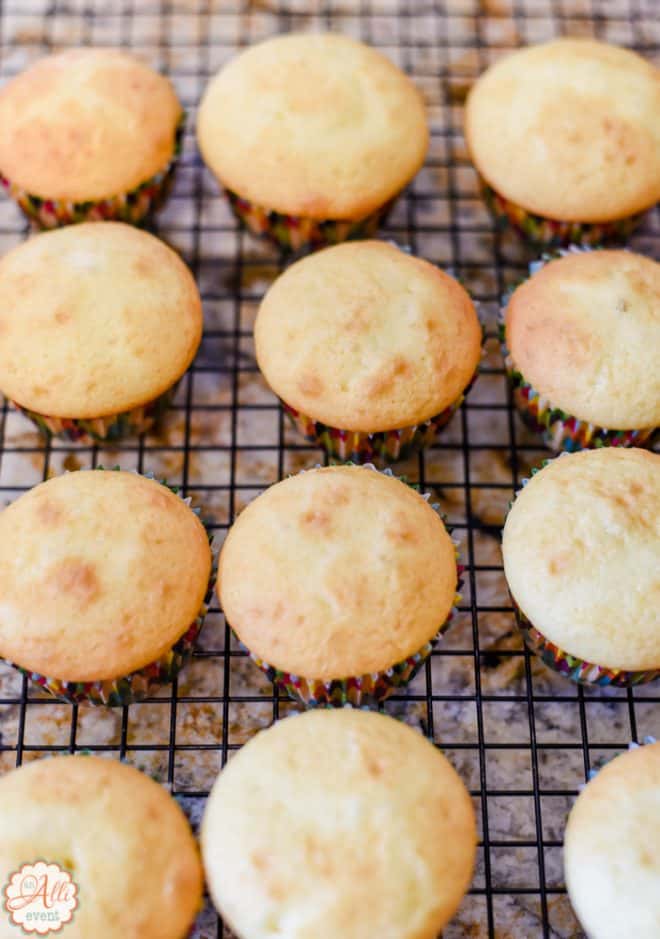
565;742;660;939
465;39;660;247
0;469;212;705
0;48;183;228
503;249;660;451
255;241;481;463
197;33;428;252
0;222;202;444
202;709;476;939
0;755;203;939
218;465;460;706
502;448;660;686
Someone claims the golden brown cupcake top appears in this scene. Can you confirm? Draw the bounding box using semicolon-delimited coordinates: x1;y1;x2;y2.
202;709;477;939
465;39;660;221
197;33;428;220
0;223;202;419
506;250;660;430
0;756;203;939
218;466;458;680
0;48;182;201
256;241;481;432
0;470;212;682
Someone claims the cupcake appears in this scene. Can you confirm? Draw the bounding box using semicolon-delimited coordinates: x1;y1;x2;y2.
502;249;660;451
197;33;428;252
202;709;476;939
255;241;481;463
0;49;183;229
0;469;213;705
0;222;202;444
0;755;203;938
564;741;660;939
217;465;461;706
502;448;660;687
465;39;660;247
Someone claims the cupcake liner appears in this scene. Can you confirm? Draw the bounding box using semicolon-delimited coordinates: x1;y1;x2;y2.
506;462;659;688
226;189;395;253
13;382;179;445
481;179;645;248
8;614;207;707
499;254;657;452
2;472;215;706
0;117;185;230
233;464;464;707
283;373;476;465
513;599;660;688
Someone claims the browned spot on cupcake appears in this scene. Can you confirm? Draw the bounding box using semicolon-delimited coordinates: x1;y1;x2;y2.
132;254;156;278
548;553;570;576
36;498;63;527
298;372;324;397
384;510;419;545
46;558;101;608
627;267;660;304
365;755;385;778
302;833;334;876
325;483;351;506
299;509;332;532
53;307;72;325
266;877;288;903
363;356;410;396
147;485;174;511
343;305;371;334
250;851;270;872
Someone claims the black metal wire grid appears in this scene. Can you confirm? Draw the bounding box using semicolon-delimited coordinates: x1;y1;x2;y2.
0;2;658;937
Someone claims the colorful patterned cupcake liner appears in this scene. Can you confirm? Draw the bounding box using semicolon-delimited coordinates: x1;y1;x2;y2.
481;179;645;248
8;615;207;707
283;372;477;465
499;254;657;452
0;116;185;230
226;189;395;253
13;381;180;445
513;600;660;688
2;472;215;707
232;464;464;707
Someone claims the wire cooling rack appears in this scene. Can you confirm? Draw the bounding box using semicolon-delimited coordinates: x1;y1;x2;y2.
0;2;658;937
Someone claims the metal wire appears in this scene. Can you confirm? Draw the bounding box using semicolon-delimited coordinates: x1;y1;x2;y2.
0;2;658;937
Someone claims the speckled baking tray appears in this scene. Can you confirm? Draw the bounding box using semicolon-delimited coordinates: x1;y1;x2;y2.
0;2;658;937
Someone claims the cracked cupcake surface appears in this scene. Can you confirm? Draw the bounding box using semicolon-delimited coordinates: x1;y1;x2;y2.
0;222;202;444
217;465;461;706
0;48;183;228
255;240;482;464
465;39;660;246
502;249;660;452
0;470;213;706
502;448;660;687
197;33;428;251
